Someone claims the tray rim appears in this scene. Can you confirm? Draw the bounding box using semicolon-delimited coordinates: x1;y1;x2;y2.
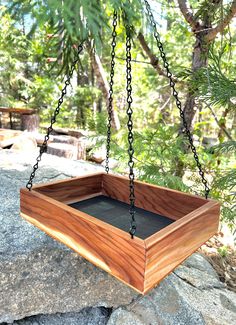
21;172;219;245
32;171;215;203
20;172;220;294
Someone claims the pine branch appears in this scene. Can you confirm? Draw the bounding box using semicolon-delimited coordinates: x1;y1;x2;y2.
206;0;236;41
204;102;233;140
177;0;199;30
211;140;236;155
214;169;236;190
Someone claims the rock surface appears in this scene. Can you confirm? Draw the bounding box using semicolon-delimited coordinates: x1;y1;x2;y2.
0;150;136;324
11;308;112;325
107;275;205;325
0;150;236;325
11;134;38;152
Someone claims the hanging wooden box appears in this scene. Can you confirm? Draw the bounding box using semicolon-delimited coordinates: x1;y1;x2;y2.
20;172;220;294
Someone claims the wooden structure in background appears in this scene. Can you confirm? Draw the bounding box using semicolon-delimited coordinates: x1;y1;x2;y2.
0;107;39;131
0;107;35;114
20;173;220;294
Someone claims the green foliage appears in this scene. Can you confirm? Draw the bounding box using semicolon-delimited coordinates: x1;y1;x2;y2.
7;0;143;69
110;125;191;192
0;0;236;233
212;141;236;155
188;49;236;229
73;86;101;129
210;140;236;229
194;51;236;108
218;245;229;258
0;11;31;105
215;169;236;191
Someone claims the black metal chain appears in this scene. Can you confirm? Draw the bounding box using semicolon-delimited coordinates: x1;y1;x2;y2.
144;0;210;199
26;42;84;191
105;10;118;173
126;25;136;238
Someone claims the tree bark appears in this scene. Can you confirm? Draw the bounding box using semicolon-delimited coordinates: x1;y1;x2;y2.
175;0;236;176
180;31;210;131
206;0;236;41
137;32;167;78
217;107;231;141
21;114;39;132
178;0;236;132
76;61;89;128
87;43;120;130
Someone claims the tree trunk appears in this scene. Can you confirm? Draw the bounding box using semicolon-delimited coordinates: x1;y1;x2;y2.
180;32;210;131
88;43;120;130
21;114;39;132
176;28;211;177
47;141;86;160
76;63;88;128
175;0;236;176
217;106;231;141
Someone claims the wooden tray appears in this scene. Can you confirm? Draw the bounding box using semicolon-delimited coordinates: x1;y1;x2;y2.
20;172;220;294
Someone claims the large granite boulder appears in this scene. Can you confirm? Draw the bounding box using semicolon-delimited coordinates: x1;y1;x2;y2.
0;150;235;325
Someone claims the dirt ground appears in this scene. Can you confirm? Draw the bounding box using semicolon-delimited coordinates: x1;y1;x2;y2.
200;232;236;293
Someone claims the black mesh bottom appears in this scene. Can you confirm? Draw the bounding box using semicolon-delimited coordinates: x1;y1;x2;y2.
69;195;174;239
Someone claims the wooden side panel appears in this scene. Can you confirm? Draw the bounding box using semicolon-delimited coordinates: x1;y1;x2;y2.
143;201;220;294
34;173;103;204
102;173;208;220
20;188;146;293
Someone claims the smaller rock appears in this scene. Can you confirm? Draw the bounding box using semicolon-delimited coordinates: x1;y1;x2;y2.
172;272;236;325
183;253;219;278
220;293;236;313
108;275;205;325
11;134;37;152
101;158;119;169
174;265;226;290
68;130;87;138
52;135;78;145
12;307;111;325
47;143;78;160
89;146;106;163
107;308;143;325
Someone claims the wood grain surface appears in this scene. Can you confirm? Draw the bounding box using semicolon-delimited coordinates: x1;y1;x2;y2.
34;173;103;204
20;173;220;294
0;107;35;114
20;188;146;293
102;173;209;220
144;201;220;293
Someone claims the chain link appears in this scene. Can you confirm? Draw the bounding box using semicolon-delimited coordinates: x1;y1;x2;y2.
144;0;210;199
126;25;136;238
26;42;84;191
105;11;118;173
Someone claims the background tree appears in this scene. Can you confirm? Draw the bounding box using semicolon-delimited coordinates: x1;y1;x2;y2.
177;0;236;127
2;0;236;231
